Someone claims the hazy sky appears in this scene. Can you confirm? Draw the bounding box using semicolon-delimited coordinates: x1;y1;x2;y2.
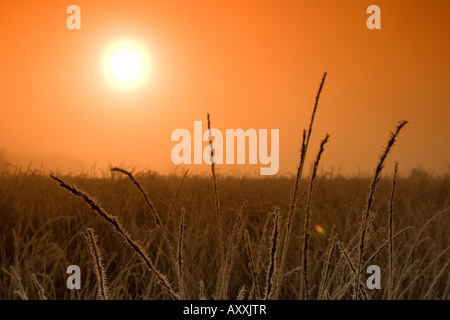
0;0;449;176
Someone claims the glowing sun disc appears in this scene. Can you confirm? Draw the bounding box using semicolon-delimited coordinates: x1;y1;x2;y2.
102;39;151;90
111;50;141;80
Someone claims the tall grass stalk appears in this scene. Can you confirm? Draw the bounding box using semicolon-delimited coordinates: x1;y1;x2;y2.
83;227;109;300
31;274;47;300
397;247;450;299
206;113;226;299
110;167;178;277
387;163;398;299
168;170;189;222
223;201;247;298
264;208;280;300
318;226;337;300
50;174;180;300
302;134;329;299
8;266;28;300
177;208;186;299
424;258;450;299
244;230;260;299
354;120;408;300
394;207;449;298
278;72;327;296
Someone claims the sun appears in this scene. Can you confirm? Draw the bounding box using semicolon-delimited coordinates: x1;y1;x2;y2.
111;50;141;80
102;39;151;90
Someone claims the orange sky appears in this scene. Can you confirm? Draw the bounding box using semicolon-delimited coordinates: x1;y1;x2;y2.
0;0;449;176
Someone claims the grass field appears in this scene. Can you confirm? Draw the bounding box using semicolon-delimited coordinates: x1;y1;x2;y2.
1;75;448;300
0;166;448;300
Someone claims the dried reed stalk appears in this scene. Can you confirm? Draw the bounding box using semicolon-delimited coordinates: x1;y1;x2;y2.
83;227;109;300
397;247;450;299
354;120;408;300
50;174;179;300
31;274;47;300
302;134;329;299
110;167;178;275
206;113;226;299
387;163;398;299
424;258;450;299
264;208;281;300
269;73;327;301
223;201;247;298
279;73;327;288
394;207;449;297
177;208;186;299
336;242;368;300
199;280;207;300
8;266;28;300
441;265;450;299
257;209;272;276
244;230;260;299
363;227;412;271
236;285;246;300
168;170;189;221
318;226;337;300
